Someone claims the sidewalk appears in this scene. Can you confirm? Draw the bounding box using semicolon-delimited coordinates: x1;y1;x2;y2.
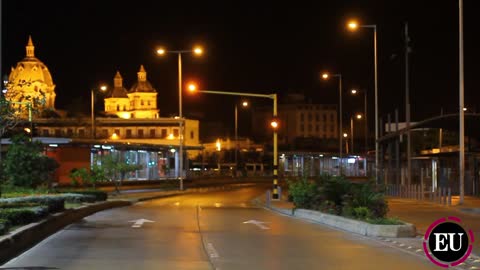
263;193;480;268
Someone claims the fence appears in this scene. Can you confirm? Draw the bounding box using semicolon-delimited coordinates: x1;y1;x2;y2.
385;184;452;206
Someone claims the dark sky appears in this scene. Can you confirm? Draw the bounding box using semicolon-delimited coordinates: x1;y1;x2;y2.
1;1;479;134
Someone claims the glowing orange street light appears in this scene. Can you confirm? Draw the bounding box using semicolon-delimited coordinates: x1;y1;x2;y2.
271;119;279;129
351;89;358;94
193;46;203;55
321;73;329;80
187;83;197;92
347;20;359;31
242;101;249;107
356;114;363;120
156;48;166;55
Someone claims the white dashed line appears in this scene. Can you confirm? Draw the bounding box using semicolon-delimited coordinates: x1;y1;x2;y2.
206;242;220;258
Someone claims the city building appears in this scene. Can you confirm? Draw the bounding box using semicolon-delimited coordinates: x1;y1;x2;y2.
104;66;159;119
1;36;202;184
5;36;56;112
251;94;338;150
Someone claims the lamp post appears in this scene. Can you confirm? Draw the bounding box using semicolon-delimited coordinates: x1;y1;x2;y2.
188;84;279;199
348;20;379;183
459;0;465;204
156;46;203;191
322;72;343;174
350;114;363;154
234;101;249;176
351;89;368;154
90;85;107;139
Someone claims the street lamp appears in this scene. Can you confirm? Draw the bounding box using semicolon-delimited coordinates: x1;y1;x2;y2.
156;45;203;191
235;100;249;177
350;113;363;154
91;85;107;139
322;72;343;174
351;89;368;154
188;83;280;199
347;19;379;183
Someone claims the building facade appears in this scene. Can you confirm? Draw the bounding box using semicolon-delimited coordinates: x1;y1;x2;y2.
104;66;159;119
3;36;202;184
6;36;56;111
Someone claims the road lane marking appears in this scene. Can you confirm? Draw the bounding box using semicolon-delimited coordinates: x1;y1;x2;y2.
206;243;220;258
243;219;270;230
128;218;155;228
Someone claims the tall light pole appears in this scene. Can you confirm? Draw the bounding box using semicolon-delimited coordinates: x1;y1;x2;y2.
351;89;368;154
91;85;107;139
322;73;343;174
348;20;379;183
187;84;279;199
156;46;203;191
234;101;249;176
350;114;363;154
459;0;465;204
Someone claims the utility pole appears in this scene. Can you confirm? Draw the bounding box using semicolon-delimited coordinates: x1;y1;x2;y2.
405;22;412;185
459;0;465;204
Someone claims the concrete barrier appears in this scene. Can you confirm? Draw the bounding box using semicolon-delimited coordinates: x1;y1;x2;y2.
292;208;416;238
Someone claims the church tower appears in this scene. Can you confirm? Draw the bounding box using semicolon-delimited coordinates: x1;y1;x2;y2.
7;36;56;114
127;65;159;119
104;71;130;119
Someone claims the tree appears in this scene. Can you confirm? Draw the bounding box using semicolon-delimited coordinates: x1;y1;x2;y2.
100;154;142;194
68;153;141;192
3;134;59;189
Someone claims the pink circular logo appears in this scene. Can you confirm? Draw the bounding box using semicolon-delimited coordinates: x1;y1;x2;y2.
423;217;474;268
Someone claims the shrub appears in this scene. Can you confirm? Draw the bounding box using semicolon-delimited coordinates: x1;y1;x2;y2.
0;202;40;209
352;206;372;220
3;134;59;188
0;195;65;213
318;175;351;207
0;208;38;226
347;181;389;219
287;178;318;209
65;190;108;201
0;218;10;235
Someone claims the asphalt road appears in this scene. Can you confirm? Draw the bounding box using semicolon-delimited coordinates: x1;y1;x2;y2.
2;187;439;270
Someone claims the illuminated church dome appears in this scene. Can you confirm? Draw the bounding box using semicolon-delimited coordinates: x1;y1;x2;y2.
129;65;156;93
7;36;56;110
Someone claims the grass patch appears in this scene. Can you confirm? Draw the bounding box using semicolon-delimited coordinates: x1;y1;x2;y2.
364;217;404;225
65;202;83;209
1;186;53;198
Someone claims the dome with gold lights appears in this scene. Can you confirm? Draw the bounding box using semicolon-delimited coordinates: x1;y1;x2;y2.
7;36;56;110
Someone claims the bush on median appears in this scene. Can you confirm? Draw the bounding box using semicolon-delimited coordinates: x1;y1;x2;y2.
0;218;10;235
287;174;398;224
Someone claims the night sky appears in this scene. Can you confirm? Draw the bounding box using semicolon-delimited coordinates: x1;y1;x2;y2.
1;1;479;136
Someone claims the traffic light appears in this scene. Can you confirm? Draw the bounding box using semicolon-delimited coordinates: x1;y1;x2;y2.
270;118;279;130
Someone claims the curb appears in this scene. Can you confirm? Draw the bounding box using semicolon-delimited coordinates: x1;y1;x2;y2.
257;198;417;238
0;200;130;265
293;208;416;238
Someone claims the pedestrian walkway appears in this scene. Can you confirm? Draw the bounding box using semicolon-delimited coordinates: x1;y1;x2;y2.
262;193;480;269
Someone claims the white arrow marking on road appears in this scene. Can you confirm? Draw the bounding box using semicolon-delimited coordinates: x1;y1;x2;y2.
243;220;270;230
129;218;155;228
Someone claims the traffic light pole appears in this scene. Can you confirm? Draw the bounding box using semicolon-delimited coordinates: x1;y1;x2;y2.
194;90;279;199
